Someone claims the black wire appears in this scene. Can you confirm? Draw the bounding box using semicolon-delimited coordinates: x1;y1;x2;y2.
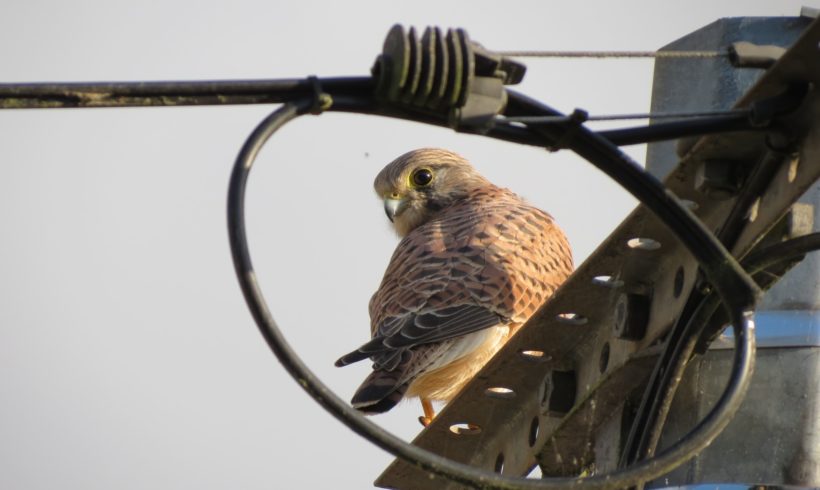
695;231;820;353
742;232;820;274
227;94;758;489
625;231;820;484
504;109;749;122
717;151;790;248
597;115;755;146
633;158;793;447
0;77;375;108
501;110;757;147
0;73;780;153
504;90;760;307
621;150;801;474
0;54;797;490
503;90;760;484
228;100;523;490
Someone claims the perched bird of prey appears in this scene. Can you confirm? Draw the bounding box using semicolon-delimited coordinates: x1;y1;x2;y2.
336;148;573;426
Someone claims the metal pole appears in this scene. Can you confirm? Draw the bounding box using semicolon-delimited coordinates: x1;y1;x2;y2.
644;13;820;487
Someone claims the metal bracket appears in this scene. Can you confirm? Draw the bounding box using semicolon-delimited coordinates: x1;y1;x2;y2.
729;41;786;69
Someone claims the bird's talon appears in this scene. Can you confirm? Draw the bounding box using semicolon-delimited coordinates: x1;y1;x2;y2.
419;416;432;427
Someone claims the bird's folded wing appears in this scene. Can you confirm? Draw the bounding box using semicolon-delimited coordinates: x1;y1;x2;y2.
334;304;504;367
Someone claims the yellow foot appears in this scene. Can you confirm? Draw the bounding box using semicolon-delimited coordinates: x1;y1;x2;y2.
419;398;436;427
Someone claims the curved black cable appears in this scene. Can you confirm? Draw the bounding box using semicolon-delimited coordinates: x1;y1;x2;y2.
626;231;820;486
503;90;759;308
696;232;820;356
500;90;760;483
743;232;820;273
621;152;803;472
228;95;758;489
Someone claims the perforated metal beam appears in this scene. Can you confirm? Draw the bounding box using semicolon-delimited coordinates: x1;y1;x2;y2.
376;16;820;489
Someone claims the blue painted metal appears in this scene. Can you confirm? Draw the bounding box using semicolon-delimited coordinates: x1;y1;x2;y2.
712;311;820;349
655;485;814;490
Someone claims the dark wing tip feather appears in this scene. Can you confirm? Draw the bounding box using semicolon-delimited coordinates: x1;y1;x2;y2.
335;349;370;367
335;335;392;367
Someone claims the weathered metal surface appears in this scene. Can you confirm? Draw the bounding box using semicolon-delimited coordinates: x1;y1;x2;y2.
376;16;820;489
642;12;820;487
654;347;820;486
645;16;810;179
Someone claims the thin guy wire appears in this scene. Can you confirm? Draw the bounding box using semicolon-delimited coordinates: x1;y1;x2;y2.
498;50;725;58
503;109;749;123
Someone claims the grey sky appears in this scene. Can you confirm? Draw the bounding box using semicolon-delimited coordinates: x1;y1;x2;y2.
0;1;808;488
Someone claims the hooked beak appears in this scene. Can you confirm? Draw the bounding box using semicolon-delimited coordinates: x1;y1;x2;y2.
383;197;404;222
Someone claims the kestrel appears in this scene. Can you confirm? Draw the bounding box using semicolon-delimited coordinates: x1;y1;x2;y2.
335;148;573;426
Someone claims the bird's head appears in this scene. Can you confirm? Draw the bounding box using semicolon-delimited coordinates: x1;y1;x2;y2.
374;148;491;236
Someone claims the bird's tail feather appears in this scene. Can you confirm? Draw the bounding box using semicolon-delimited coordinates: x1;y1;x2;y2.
351;370;409;415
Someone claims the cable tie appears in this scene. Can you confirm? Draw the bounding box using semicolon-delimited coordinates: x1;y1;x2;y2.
307;75;333;115
547;108;588;151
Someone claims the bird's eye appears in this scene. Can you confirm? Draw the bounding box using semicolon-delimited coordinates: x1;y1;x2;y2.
411;168;433;187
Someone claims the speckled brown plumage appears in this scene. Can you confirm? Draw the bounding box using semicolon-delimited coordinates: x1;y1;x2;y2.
335;148;573;422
